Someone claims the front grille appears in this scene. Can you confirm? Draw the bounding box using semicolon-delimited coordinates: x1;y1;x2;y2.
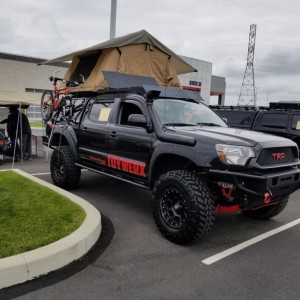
257;147;297;166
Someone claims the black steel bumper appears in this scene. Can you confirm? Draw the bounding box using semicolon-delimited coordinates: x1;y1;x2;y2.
209;168;300;209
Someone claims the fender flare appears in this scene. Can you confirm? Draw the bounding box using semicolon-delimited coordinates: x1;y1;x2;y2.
50;126;79;161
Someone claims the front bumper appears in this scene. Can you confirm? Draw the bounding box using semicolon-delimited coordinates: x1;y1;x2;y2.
209;168;300;209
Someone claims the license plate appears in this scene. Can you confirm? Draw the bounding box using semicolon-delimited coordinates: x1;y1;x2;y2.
0;154;3;161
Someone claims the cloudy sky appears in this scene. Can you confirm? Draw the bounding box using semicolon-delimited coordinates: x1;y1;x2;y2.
1;0;300;105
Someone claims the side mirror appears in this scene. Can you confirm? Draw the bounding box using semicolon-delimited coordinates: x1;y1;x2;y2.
128;114;147;124
127;114;152;131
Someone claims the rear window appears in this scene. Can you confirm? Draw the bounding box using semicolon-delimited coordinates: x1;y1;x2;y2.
89;101;114;124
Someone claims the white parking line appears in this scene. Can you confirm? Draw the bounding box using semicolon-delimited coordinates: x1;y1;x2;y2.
202;218;300;265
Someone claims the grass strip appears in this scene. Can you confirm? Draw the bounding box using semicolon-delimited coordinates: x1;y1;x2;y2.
29;121;44;128
0;171;86;259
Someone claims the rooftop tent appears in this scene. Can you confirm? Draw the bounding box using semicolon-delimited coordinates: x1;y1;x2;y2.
0;91;40;106
41;30;197;92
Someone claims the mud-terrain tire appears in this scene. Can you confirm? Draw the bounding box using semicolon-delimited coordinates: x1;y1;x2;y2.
152;170;215;244
50;146;81;190
242;196;289;220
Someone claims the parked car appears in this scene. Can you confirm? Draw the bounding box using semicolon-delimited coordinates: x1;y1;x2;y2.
210;102;300;149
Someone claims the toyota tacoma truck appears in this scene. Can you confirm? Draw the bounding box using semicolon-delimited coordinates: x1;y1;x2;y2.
44;72;300;244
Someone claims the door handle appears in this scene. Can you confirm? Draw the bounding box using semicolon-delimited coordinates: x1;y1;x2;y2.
109;131;117;137
82;127;87;133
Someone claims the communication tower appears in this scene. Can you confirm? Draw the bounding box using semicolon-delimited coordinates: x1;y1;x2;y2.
237;24;257;106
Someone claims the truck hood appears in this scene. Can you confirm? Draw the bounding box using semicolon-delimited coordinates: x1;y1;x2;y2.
169;126;291;147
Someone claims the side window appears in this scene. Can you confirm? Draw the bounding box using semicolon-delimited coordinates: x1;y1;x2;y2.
260;113;287;128
291;114;300;130
89;101;114;124
119;102;143;126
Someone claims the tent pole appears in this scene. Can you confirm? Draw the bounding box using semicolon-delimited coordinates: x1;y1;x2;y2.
11;105;21;169
19;102;23;164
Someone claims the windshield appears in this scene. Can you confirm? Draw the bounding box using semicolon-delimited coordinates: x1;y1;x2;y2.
153;99;227;127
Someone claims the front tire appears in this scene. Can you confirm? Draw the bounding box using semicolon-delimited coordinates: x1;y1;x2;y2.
50;146;81;190
242;196;289;220
152;170;215;244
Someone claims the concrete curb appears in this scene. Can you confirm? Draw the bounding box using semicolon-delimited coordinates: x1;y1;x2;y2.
0;169;102;289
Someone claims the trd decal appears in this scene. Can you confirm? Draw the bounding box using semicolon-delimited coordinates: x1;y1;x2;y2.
107;154;147;177
272;153;286;160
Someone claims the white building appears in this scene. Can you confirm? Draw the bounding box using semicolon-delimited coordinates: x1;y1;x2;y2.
179;55;225;105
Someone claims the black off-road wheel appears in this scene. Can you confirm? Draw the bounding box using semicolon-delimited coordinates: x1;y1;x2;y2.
50;146;81;190
242;196;289;220
152;170;215;244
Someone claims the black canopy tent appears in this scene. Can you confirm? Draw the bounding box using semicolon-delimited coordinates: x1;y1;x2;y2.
0;93;39;166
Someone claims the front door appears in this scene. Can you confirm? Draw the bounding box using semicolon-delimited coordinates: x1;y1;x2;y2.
107;99;153;183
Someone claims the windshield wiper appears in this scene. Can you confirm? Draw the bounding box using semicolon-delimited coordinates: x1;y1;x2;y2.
163;123;196;127
196;122;221;127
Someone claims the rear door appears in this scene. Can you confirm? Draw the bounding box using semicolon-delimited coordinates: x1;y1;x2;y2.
77;97;115;170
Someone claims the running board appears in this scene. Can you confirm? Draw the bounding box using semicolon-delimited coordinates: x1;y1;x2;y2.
75;163;150;190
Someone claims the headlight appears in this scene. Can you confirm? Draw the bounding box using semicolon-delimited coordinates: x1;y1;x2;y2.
215;144;255;165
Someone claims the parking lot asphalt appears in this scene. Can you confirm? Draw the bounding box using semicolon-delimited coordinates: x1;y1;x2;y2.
1;153;300;300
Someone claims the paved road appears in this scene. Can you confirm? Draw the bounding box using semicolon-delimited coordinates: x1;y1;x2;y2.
1;155;300;300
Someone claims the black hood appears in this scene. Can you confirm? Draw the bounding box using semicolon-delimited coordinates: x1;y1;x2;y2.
167;126;297;147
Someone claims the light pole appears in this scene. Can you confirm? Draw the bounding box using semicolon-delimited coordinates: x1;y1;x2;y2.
110;0;117;39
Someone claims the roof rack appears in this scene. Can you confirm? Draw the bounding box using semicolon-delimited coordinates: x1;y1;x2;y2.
269;102;300;110
210;102;300;112
209;105;258;111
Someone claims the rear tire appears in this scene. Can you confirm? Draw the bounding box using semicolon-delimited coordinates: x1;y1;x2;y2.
242;196;289;220
41;90;54;121
152;170;215;244
50;146;81;190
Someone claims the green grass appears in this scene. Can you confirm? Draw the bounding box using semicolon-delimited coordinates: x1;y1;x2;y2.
0;171;86;259
29;120;44;128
